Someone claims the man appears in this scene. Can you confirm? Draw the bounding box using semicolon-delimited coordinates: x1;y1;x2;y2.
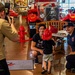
64;22;75;72
0;3;19;75
31;24;46;63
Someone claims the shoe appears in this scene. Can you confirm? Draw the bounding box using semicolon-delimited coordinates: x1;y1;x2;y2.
34;57;39;63
47;71;51;74
41;70;47;74
34;60;38;64
47;67;51;74
71;68;75;73
47;69;51;74
42;67;44;70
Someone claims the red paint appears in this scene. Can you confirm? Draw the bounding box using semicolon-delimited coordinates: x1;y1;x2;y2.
50;25;58;33
18;26;32;43
28;13;37;22
18;26;27;43
9;10;18;17
51;3;56;7
42;25;58;40
27;8;42;22
61;13;75;21
8;62;14;66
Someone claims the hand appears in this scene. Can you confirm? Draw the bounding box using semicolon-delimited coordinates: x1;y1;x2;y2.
69;52;75;55
7;16;14;24
10;16;14;24
53;50;56;55
39;50;43;54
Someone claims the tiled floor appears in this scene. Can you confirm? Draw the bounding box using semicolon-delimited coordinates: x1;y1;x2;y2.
5;36;75;75
4;18;75;75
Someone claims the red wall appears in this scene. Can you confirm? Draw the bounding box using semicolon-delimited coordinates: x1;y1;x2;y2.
35;0;57;2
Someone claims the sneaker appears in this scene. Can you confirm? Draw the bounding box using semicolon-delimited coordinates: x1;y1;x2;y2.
34;60;38;64
41;70;47;74
47;71;51;74
34;59;38;64
47;67;51;74
34;57;39;63
42;67;44;70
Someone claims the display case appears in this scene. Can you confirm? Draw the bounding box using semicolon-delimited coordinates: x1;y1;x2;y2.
14;0;28;7
14;0;28;12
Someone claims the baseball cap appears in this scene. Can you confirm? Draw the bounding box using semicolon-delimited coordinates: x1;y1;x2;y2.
63;23;74;28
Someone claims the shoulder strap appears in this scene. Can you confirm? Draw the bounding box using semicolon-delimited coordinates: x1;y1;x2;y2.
0;19;5;29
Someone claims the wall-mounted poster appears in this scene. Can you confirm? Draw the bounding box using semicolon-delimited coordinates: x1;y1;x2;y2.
14;0;28;12
45;7;59;21
14;0;28;7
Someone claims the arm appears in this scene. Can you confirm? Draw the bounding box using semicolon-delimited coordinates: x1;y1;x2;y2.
51;39;56;54
11;19;18;34
52;45;56;53
8;16;18;33
68;45;75;55
31;41;43;54
68;45;72;52
1;19;19;42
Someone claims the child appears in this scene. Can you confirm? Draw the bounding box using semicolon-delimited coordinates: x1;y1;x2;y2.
41;38;55;74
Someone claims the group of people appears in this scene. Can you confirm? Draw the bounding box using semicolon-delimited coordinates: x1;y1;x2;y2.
31;22;75;74
0;2;75;75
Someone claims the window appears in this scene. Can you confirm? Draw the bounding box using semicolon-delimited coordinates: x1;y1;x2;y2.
69;4;75;8
70;0;75;3
58;0;75;14
63;4;68;8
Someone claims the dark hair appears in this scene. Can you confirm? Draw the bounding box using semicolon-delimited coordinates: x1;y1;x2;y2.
38;24;46;30
63;22;74;28
0;3;5;12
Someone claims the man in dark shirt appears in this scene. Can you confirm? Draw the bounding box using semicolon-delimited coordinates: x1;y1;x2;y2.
64;22;75;72
31;24;46;63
